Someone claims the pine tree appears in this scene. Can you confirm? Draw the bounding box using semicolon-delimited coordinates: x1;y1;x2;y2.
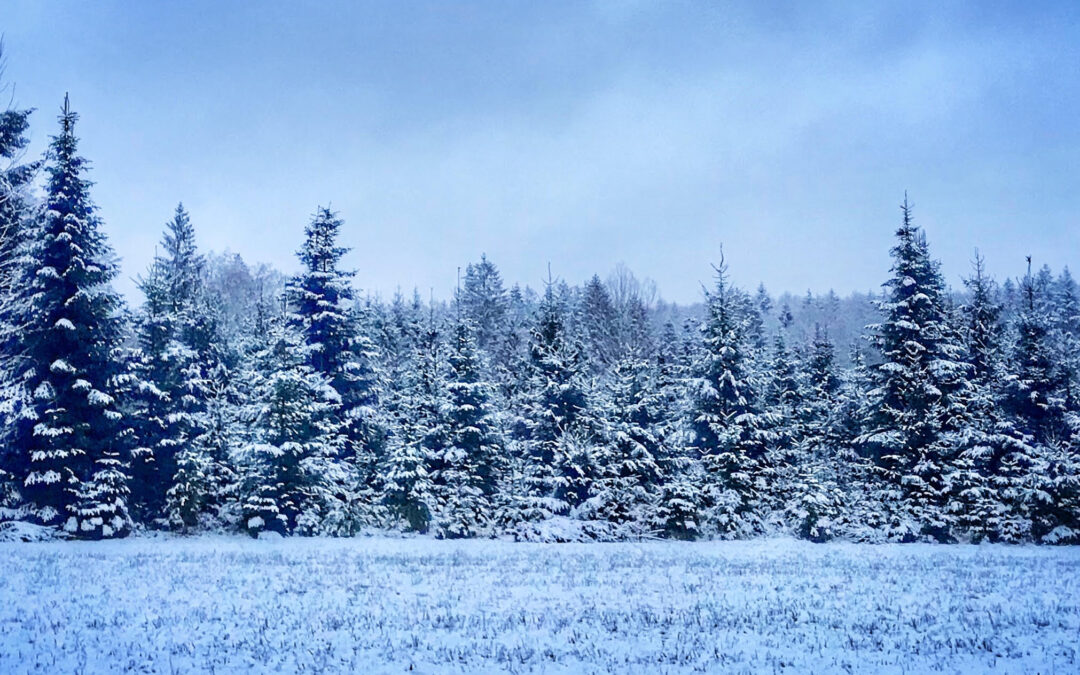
689;254;776;538
13;97;132;537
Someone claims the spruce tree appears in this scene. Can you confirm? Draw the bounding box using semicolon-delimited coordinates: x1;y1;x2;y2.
128;204;217;526
859;196;971;540
523;278;592;517
381;311;444;532
0;64;37;494
458;254;508;352
783;326;845;541
14;97;131;537
580;274;618;371
434;315;502;538
241;320;345;536
288;207;384;524
587;351;665;532
689;254;776;538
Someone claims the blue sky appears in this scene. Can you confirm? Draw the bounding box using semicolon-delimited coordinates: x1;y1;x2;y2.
2;1;1078;302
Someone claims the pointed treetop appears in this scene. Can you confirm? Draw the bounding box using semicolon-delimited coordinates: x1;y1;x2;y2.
60;92;76;134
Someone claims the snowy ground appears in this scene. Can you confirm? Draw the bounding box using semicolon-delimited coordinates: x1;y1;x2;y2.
1;536;1078;674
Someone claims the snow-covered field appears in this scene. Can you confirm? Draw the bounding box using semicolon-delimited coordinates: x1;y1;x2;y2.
1;537;1078;674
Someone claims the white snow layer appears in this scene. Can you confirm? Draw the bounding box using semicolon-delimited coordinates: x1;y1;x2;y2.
0;536;1078;674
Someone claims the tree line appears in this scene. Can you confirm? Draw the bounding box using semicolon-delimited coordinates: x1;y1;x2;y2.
0;93;1078;543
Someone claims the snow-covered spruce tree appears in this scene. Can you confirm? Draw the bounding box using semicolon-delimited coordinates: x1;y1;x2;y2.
486;285;536;529
12;97;132;538
128;204;216;526
780;325;846;542
580;274;619;372
943;252;1010;541
1003;262;1065;441
433;314;503;538
689;254;777;538
762;326;802;478
993;261;1070;542
649;321;703;539
288;207;384;529
582;350;665;534
458;254;508;353
1052;268;1080;410
165;360;241;532
521;278;594;520
240;320;345;537
858;197;972;541
0;67;38;500
381;312;444;532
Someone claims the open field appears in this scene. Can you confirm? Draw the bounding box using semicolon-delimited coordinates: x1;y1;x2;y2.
1;536;1078;673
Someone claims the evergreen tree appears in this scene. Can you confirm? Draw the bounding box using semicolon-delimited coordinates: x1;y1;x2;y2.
13;97;131;537
1003;260;1067;447
580;274;618;371
434;315;502;538
381;311;445;532
458;254;508;352
288;207;381;454
858;196;971;540
586;351;665;532
240;321;345;536
288;207;384;524
523;278;592;517
0;62;38;494
165;361;241;531
689;254;776;538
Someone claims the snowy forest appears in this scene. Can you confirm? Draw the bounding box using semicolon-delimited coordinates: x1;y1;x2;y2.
1;93;1078;547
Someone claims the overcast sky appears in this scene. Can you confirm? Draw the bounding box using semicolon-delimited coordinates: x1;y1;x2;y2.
3;1;1078;303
